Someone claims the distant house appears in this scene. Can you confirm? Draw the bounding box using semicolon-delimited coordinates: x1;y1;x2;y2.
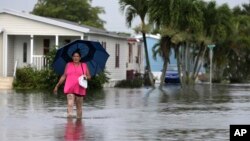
136;34;177;82
137;34;206;83
0;9;144;86
126;38;144;80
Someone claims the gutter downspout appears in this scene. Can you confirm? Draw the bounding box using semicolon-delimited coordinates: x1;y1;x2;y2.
0;28;2;77
30;35;34;64
2;28;7;77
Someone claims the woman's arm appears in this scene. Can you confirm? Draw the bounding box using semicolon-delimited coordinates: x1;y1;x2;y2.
53;63;68;94
55;74;66;88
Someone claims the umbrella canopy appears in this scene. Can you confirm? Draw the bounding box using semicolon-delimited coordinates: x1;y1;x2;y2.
52;40;109;76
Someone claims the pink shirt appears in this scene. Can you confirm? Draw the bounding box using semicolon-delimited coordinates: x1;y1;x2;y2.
64;62;87;96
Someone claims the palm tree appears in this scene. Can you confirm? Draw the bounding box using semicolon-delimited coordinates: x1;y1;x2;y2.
220;12;250;82
119;0;155;87
201;2;234;82
242;1;250;15
149;0;182;88
151;27;185;88
149;0;208;86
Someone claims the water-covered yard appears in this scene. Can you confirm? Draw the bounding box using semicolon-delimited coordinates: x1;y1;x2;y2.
0;84;250;141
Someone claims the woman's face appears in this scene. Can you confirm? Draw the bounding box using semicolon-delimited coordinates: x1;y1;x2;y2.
72;52;81;63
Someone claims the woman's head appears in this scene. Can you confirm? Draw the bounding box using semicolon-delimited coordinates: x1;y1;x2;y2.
72;50;81;63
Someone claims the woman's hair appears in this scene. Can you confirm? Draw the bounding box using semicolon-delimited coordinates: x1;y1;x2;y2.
72;50;81;57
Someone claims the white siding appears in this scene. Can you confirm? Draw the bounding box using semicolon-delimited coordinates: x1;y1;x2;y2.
33;36;81;55
0;14;83;36
13;36;30;68
7;36;14;76
127;42;144;74
88;34;128;80
8;35;82;69
0;33;3;76
33;36;54;55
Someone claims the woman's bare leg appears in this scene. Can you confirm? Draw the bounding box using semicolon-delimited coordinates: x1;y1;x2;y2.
67;94;75;118
75;95;83;118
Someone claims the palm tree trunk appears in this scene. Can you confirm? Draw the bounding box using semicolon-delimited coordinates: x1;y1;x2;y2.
159;36;171;88
194;46;207;79
159;58;168;89
142;33;155;87
192;45;203;81
184;44;189;85
175;46;183;87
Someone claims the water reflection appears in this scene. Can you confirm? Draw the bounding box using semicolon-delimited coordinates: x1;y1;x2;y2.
0;85;250;141
159;85;232;104
64;119;85;141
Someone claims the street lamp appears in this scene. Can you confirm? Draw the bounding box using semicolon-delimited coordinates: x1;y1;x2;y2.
207;44;216;84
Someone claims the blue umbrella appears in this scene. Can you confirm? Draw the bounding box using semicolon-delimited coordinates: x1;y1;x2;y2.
52;40;109;76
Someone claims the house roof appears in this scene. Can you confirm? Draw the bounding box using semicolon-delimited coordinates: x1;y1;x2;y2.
0;9;90;33
50;18;130;39
0;9;130;39
127;38;140;42
135;34;161;40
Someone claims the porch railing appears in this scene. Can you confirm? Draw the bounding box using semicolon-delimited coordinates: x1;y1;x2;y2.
33;55;49;70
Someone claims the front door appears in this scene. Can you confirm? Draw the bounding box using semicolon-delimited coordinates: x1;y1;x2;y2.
43;39;50;55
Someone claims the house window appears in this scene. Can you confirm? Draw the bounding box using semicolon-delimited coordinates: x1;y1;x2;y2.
115;44;120;68
43;39;50;55
128;43;133;63
23;42;27;63
102;41;106;50
137;44;141;64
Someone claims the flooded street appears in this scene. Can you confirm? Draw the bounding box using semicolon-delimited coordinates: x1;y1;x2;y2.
0;85;250;141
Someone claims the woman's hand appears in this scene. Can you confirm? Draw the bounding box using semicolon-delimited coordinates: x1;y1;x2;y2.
83;74;87;80
53;86;58;95
85;65;91;80
53;74;66;95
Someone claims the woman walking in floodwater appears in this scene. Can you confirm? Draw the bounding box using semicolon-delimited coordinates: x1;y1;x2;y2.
53;50;91;118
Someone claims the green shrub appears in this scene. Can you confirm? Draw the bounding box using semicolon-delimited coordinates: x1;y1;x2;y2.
13;47;109;90
13;66;59;89
115;72;144;88
13;66;36;89
88;70;110;89
115;78;143;88
13;66;109;90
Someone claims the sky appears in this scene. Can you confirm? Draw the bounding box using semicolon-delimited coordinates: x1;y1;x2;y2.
0;0;249;34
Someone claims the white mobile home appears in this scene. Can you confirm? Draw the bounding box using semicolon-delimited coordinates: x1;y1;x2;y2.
0;9;144;88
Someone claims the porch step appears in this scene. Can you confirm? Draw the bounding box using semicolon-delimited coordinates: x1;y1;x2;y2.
0;77;14;90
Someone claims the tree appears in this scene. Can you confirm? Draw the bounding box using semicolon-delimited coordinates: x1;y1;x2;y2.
119;0;155;87
149;0;182;87
242;2;250;15
32;0;105;29
150;0;250;85
201;2;250;83
220;14;250;82
149;0;209;87
201;3;234;82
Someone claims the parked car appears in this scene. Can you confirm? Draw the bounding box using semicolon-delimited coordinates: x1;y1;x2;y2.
165;65;180;83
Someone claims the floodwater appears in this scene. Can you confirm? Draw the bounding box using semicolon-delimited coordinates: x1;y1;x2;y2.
0;84;250;141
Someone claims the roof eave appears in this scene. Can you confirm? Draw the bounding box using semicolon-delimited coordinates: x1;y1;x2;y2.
88;31;129;39
0;9;90;33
